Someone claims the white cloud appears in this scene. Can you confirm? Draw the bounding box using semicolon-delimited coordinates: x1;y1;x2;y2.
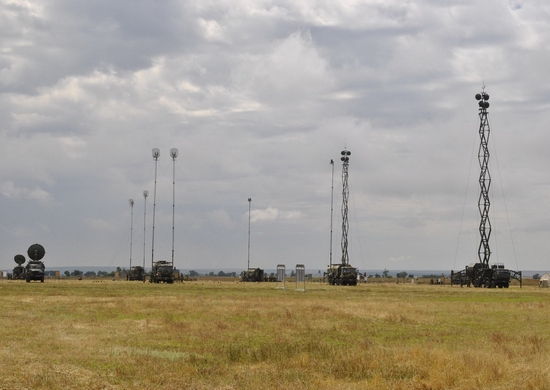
249;206;304;223
388;255;411;262
207;209;234;228
199;18;230;43
232;30;333;105
0;181;54;205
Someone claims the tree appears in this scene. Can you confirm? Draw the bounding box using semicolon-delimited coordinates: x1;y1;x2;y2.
382;269;389;278
189;270;199;277
64;270;70;277
396;272;408;279
533;273;541;280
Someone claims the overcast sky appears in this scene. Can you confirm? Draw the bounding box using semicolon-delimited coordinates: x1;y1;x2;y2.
1;0;549;273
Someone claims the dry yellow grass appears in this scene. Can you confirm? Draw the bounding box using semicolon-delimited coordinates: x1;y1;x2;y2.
0;279;549;389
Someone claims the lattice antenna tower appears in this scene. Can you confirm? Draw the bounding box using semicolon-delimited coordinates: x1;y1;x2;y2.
475;89;491;266
340;149;351;266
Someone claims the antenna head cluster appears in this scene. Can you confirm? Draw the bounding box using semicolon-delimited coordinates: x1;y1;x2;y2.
152;148;160;159
340;150;351;162
475;92;490;108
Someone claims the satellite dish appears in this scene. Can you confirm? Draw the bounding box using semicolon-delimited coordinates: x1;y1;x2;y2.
475;93;482;100
27;243;45;261
14;254;25;265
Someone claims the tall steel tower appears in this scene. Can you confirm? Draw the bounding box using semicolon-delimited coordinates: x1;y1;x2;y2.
340;149;351;266
129;199;134;270
151;148;160;270
450;90;523;288
475;90;491;266
329;159;335;267
170;148;178;267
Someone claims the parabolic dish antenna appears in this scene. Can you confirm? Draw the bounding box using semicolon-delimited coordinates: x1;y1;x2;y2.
27;243;45;261
14;254;25;265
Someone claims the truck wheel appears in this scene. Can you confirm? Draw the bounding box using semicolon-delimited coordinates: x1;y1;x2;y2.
41;277;44;283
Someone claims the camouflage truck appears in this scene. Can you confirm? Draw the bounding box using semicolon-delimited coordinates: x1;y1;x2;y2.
25;244;46;283
12;254;26;280
451;262;522;288
150;261;174;284
128;266;145;281
12;264;26;280
25;260;45;283
465;262;511;288
326;264;358;286
240;268;264;282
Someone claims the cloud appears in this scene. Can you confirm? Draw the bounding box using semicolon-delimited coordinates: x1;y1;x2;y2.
0;181;54;205
207;209;234;228
249;206;305;223
388;255;411;262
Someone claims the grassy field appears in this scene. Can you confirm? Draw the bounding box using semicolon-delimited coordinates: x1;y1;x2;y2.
0;278;548;389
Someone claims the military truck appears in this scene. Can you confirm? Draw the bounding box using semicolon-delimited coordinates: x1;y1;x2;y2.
12;254;26;280
326;264;358;286
12;264;26;280
451;262;521;288
25;244;46;283
150;261;174;283
26;260;45;283
240;268;264;282
128;266;145;281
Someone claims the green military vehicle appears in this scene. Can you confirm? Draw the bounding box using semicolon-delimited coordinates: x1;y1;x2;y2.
12;264;26;280
25;244;46;283
326;264;358;286
150;261;174;284
128;265;145;281
12;254;27;280
240;268;264;282
26;260;45;283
